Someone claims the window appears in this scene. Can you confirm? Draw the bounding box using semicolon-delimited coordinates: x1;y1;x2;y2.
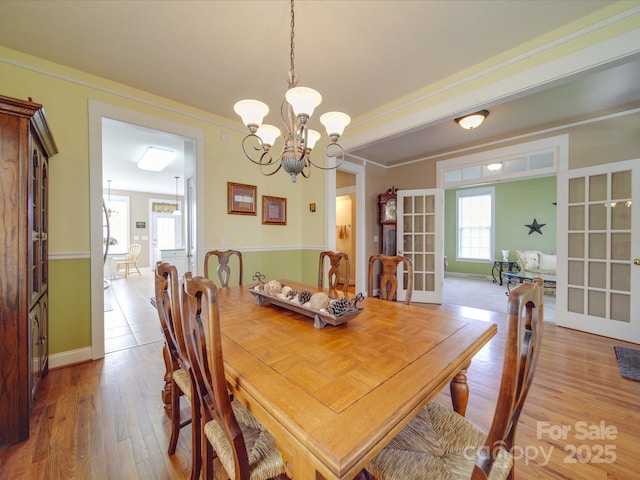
456;187;494;261
105;195;130;255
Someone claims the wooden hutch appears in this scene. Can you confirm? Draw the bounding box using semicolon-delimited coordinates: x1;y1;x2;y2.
0;95;57;445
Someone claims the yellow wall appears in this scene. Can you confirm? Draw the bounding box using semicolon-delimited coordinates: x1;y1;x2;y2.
0;45;325;357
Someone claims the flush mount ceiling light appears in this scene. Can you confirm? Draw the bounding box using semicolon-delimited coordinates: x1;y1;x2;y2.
137;147;176;172
233;0;350;183
486;162;502;171
455;110;489;130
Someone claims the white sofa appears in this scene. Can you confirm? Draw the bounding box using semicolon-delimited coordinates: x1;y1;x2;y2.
515;249;556;275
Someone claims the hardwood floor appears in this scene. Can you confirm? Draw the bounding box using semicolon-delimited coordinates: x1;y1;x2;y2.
2;303;639;479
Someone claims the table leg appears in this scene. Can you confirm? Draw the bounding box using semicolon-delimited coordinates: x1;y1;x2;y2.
450;360;471;416
491;262;499;284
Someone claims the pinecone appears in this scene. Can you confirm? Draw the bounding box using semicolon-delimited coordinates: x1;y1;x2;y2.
327;297;350;316
298;290;312;305
287;289;299;299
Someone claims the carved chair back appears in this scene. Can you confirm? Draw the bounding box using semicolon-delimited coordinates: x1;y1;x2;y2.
318;250;350;294
181;273;253;478
367;254;414;305
204;249;243;287
155;262;201;478
472;278;544;479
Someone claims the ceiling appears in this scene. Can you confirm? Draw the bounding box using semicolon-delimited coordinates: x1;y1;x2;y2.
1;1;638;194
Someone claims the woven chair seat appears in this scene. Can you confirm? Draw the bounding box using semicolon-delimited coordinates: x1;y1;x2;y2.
367;401;513;480
204;399;286;480
172;368;192;400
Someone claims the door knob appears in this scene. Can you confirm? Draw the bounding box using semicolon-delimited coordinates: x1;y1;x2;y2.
634;259;640;265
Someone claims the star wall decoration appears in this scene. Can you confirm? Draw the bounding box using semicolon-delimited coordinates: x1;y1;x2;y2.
525;218;546;235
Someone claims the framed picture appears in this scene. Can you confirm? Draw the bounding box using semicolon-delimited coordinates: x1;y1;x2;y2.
262;195;287;225
227;182;257;215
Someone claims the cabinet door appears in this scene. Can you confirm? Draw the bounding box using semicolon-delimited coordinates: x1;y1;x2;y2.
28;295;48;402
29;142;48;303
29;303;41;403
29;146;40;303
39;157;49;292
39;294;49;378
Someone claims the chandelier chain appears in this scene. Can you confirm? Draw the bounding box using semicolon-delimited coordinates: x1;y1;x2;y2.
290;0;295;81
233;0;349;182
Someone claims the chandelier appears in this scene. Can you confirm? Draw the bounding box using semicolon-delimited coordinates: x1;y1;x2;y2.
233;0;350;183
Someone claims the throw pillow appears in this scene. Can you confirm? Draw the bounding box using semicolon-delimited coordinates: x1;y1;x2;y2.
539;253;557;272
516;250;539;271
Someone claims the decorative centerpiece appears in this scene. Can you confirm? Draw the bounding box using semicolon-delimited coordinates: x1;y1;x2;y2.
250;272;364;328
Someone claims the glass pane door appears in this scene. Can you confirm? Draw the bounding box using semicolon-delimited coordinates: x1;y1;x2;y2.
558;159;639;342
397;189;443;303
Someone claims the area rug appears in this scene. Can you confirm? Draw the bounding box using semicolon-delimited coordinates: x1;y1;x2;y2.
613;346;640;382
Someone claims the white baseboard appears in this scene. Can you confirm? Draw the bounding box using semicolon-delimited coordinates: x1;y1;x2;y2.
446;272;493;281
49;347;93;369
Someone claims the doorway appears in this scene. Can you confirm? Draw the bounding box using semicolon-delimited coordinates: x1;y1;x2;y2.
89;100;205;360
327;161;366;293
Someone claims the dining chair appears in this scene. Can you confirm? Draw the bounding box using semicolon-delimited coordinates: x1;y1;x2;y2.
204;249;243;287
113;243;142;277
318;250;350;294
154;262;201;480
181;273;288;480
365;278;544;480
367;254;414;305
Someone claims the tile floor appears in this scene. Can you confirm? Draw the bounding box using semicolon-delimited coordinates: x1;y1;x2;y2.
104;268;163;354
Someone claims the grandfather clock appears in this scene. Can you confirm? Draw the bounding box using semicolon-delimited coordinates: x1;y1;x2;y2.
378;187;397;256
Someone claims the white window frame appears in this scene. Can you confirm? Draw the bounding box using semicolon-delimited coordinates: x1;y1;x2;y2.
105;194;130;255
456;186;495;262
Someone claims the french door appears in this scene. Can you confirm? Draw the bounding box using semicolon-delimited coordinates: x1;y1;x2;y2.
397;189;443;303
151;211;182;265
557;159;640;343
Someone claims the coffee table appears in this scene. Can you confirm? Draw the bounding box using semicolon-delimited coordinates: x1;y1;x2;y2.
503;270;556;295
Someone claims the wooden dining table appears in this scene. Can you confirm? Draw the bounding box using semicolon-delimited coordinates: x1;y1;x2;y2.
215;280;497;480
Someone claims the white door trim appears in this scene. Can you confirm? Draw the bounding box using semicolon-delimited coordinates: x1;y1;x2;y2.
89;100;204;360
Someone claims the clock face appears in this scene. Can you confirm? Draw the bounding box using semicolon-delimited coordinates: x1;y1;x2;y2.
384;198;397;221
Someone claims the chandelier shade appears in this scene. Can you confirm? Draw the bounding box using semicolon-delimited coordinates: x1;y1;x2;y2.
285;86;322;119
233;0;350;182
234;100;269;132
320;112;351;139
256;124;281;148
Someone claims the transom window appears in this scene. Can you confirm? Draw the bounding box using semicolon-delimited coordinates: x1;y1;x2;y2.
456;187;494;261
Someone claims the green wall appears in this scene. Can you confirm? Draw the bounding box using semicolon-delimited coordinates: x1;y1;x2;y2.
445;176;557;276
204;249;311;288
48;258;92;353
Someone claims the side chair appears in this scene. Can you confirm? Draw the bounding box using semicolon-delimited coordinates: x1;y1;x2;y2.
181;273;289;480
154;262;201;480
367;254;414;305
318;250;350;294
365;278;545;480
113;243;142;277
204;249;243;287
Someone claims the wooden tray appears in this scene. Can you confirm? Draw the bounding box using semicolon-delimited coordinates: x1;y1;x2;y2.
249;287;363;328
